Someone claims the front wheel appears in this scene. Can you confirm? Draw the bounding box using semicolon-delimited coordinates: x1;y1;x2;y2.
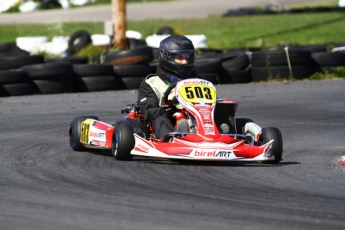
69;116;99;151
260;127;283;164
112;123;135;161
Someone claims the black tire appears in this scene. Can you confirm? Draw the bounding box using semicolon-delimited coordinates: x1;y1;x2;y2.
74;76;118;92
0;42;16;52
127;38;147;49
198;73;219;84
117;76;145;89
222;52;250;70
215;51;241;62
5;46;31;57
311;52;345;66
21;63;75;79
235;118;254;135
73;64;115;77
251;65;312;82
112;123;134;160
219;68;252;84
41;0;62;9
0;70;29;84
0;55;44;70
195;58;223;74
280;44;328;52
69;116;99;151
46;56;89;64
0;83;33;97
251;50;312;66
68;30;92;54
113;63;151;77
156;26;175;35
104;46;154;65
260;127;283;164
32;78;75;94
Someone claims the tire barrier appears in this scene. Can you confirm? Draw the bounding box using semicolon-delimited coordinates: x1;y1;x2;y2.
1;41;345;97
0;70;33;97
20;62;75;94
68;30;92;55
46;56;89;64
250;50;314;82
105;46;154;65
0;55;44;70
223;6;345;17
73;64;118;92
311;52;345;74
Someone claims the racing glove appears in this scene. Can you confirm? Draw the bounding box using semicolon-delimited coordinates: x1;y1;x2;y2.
161;104;176;118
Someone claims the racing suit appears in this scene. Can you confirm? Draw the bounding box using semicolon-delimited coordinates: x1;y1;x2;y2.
138;66;200;138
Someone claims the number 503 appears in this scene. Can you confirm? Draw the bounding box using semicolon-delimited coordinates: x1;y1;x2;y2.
184;86;213;100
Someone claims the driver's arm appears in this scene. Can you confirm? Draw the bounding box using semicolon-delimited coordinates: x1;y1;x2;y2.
138;80;164;124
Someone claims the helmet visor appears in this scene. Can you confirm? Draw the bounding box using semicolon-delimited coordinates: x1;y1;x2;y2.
166;50;195;65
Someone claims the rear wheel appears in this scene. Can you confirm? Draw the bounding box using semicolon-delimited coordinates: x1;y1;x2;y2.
69;116;99;151
112;123;135;161
261;127;283;164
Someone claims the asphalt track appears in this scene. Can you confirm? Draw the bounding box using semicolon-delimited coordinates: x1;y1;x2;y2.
0;0;327;24
1;79;345;230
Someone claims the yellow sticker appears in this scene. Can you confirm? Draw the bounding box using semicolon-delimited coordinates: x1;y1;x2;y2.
80;119;94;144
179;84;216;103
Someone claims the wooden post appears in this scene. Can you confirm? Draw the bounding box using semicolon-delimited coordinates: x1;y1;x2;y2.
112;0;128;50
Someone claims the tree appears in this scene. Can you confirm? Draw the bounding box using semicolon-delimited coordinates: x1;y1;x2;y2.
112;0;128;50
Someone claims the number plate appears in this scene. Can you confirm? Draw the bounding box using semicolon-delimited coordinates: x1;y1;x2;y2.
179;84;216;103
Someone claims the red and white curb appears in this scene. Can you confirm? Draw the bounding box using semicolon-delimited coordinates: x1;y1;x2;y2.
339;151;345;166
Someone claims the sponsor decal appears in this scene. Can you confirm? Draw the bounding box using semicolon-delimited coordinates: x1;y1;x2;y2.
90;131;105;139
204;128;214;134
90;140;106;147
193;150;236;158
89;127;106;142
196;142;229;146
194;150;216;157
201;113;210;119
215;150;235;158
183;80;199;85
195;104;210;108
198;108;211;112
137;144;149;152
197;80;210;85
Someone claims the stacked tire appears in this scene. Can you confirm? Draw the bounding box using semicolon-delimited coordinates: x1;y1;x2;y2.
73;64;118;92
250;50;313;82
0;54;44;97
311;52;345;74
195;58;222;84
105;46;154;89
20;62;75;94
0;70;33;97
195;50;252;84
218;51;252;84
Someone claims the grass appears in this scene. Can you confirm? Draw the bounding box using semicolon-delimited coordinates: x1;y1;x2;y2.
1;11;345;50
265;66;345;82
308;67;345;80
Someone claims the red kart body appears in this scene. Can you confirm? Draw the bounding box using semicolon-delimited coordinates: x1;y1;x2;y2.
69;79;281;163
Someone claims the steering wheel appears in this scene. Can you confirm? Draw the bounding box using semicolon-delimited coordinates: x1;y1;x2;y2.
163;82;177;104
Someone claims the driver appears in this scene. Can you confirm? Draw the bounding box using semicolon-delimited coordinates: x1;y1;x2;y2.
137;35;200;139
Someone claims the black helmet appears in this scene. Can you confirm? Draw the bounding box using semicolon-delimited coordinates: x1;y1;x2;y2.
159;35;195;78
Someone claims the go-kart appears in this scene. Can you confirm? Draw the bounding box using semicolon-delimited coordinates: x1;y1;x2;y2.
68;79;283;164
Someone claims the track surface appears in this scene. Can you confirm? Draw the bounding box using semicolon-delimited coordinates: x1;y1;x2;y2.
0;0;326;24
1;80;345;230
